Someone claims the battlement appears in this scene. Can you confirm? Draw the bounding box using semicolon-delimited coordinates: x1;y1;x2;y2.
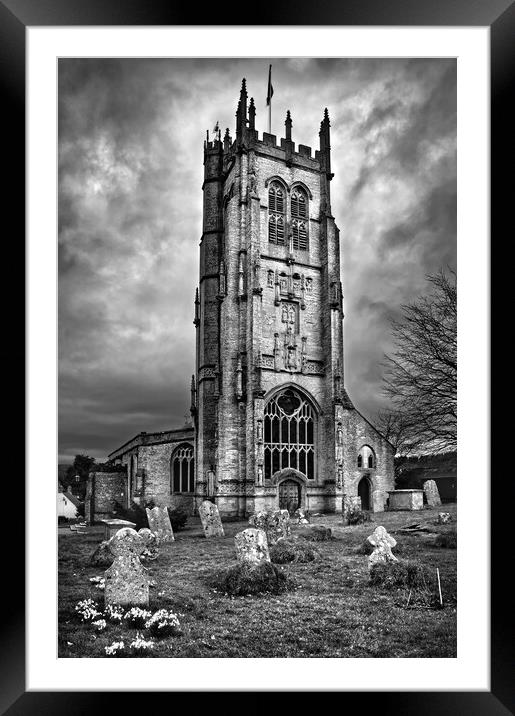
204;78;333;177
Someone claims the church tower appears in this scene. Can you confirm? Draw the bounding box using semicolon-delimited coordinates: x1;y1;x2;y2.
193;79;394;518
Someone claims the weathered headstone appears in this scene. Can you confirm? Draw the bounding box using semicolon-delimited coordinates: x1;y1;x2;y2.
235;528;270;565
437;512;452;524
198;500;225;538
146;506;174;543
248;510;290;545
371;489;386;513
366;525;398;569
423;480;442;507
104;527;149;607
138;528;159;560
293;507;309;524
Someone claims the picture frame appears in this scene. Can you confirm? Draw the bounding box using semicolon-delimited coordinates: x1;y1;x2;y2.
4;0;506;711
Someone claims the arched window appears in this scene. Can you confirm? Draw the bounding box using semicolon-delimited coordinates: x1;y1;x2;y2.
170;444;195;493
291;188;308;251
357;445;376;469
268;182;285;245
264;388;317;480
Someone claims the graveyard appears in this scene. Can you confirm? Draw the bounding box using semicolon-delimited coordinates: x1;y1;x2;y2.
58;502;457;658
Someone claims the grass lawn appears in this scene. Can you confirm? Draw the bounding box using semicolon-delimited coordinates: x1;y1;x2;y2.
58;504;457;658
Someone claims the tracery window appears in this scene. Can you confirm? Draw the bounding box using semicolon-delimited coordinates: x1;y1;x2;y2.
357;445;376;470
264;388;316;480
268;183;285;245
170;444;195;493
291;188;308;251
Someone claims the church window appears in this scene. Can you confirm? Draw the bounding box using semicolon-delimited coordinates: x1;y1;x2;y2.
170;444;195;493
291;188;309;250
357;445;376;470
264;388;316;480
268;183;285;245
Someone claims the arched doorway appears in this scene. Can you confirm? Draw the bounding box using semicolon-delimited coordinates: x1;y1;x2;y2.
358;476;371;511
279;479;301;513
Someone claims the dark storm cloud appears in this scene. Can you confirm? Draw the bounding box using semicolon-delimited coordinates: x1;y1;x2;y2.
58;58;456;461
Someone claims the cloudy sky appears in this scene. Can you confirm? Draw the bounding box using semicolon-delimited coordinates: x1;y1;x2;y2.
58;58;456;463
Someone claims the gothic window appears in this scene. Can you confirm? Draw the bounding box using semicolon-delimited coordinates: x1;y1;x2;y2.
291;188;308;251
268;183;285;245
170;444;195;493
357;445;376;470
264;388;317;481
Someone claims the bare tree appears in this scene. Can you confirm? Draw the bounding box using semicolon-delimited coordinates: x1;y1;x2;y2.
382;269;457;454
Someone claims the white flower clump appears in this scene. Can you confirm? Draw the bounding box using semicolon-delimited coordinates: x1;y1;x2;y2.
129;633;155;653
89;576;105;590
124;607;152;628
104;640;125;656
75;599;101;622
104;604;125;623
145;609;181;637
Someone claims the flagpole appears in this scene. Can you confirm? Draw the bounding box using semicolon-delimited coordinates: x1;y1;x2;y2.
268;99;271;135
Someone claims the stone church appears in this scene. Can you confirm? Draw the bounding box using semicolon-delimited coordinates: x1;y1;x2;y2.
90;79;394;521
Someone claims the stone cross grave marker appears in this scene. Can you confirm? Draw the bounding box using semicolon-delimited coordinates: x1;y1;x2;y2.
366;525;398;569
104;527;149;607
146;506;174;543
423;479;442;507
235;528;270;565
198;500;225;538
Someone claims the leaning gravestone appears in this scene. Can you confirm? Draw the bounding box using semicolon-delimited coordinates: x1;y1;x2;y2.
138;528;159;561
198;500;225;538
235;528;270;565
423;479;442;507
146;506;174;543
366;525;398;569
104;527;149;607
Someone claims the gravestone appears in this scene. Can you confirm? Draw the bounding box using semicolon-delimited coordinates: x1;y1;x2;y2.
248;510;290;545
423;479;442;507
437;512;452;524
146;506;174;543
234;528;270;565
371;489;386;513
198;500;225;538
138;528;159;560
366;525;398;569
104;527;149;607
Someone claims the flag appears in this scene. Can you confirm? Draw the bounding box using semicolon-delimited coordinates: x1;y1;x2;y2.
266;64;274;106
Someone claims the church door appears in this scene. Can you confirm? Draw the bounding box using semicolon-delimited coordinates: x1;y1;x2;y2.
279;480;301;513
358;477;371;511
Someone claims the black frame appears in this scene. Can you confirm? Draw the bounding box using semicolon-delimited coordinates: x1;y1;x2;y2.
5;0;507;712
